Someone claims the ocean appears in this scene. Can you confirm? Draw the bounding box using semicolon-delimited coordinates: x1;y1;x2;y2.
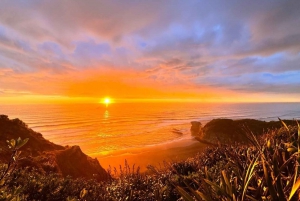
1;102;300;157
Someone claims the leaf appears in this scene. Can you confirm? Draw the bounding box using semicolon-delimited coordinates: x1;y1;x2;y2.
278;118;289;133
17;137;21;145
204;179;229;197
287;147;298;153
196;190;212;201
222;170;232;196
183;180;203;201
242;156;259;201
16;138;29;149
267;139;271;150
246;195;259;201
289;176;300;200
8;139;16;149
175;186;194;201
263;159;279;200
296;120;299;138
80;188;87;198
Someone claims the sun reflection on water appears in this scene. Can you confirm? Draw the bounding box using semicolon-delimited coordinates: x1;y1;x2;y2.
104;110;109;119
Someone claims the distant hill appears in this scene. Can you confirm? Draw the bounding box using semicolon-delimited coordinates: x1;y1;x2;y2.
0;115;110;181
194;118;296;144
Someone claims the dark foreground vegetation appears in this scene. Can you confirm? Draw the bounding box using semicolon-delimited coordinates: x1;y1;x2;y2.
0;115;109;182
1;116;300;200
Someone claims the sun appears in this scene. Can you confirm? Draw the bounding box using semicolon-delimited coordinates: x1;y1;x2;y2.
101;97;112;107
104;98;110;104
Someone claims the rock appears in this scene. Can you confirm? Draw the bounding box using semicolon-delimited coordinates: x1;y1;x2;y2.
0;115;110;181
201;118;296;144
190;121;203;136
55;146;110;181
202;119;243;142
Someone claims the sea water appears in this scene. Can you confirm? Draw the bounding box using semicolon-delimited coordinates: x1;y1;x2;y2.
1;102;299;156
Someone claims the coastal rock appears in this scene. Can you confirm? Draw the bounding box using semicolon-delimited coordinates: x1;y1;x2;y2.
55;145;110;180
0;115;110;181
201;118;296;143
190;121;203;136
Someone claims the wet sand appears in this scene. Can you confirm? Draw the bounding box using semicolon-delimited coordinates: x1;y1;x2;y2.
96;138;206;172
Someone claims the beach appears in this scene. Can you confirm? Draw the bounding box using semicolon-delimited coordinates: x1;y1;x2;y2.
96;138;206;172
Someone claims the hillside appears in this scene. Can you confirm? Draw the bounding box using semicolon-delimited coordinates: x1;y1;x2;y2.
0;115;110;181
1;117;299;200
192;118;297;143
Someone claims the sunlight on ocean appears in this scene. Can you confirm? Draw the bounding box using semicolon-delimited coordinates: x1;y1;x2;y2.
1;102;300;156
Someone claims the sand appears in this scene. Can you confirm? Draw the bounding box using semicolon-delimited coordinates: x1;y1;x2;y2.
96;138;206;172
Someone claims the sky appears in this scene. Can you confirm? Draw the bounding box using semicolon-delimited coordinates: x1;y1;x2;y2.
0;0;300;103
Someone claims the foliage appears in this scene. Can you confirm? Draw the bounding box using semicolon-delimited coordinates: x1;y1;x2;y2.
175;119;300;201
0;121;299;200
0;137;28;200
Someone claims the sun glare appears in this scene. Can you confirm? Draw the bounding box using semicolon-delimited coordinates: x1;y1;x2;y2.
104;98;110;104
102;97;111;107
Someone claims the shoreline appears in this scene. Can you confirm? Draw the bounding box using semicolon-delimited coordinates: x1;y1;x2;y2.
96;138;206;172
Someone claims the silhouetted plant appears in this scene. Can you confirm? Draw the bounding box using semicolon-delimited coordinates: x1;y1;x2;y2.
174;120;300;201
0;137;28;200
1;121;299;201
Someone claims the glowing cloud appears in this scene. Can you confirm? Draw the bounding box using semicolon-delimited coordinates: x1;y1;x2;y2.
0;0;299;103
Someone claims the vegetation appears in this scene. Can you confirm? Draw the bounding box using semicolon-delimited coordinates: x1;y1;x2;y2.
0;119;299;200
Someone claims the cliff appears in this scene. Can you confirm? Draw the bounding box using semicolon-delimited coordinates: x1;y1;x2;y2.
0;115;110;181
192;118;296;144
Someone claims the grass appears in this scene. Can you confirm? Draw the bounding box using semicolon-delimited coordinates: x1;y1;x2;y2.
0;120;299;200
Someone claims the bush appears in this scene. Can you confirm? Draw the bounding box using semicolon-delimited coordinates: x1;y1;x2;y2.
1;120;299;200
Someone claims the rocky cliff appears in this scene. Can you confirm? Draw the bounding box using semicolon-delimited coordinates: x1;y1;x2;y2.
0;115;110;181
191;118;296;144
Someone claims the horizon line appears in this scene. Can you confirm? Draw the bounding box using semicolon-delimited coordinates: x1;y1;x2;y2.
0;96;299;105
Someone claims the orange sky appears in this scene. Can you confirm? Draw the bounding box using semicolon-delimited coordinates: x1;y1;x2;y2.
0;1;299;104
1;67;299;104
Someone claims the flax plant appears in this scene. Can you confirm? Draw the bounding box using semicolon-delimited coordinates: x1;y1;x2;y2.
176;120;300;201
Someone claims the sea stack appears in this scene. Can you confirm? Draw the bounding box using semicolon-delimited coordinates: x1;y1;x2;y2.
190;121;203;137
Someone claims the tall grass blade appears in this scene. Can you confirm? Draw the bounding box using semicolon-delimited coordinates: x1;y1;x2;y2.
196;190;212;201
279;118;289;133
297;120;300;175
241;156;258;201
222;170;232;196
183;180;203;201
263;159;279;200
289;176;300;200
175;186;195;201
246;195;259;201
204;179;229;198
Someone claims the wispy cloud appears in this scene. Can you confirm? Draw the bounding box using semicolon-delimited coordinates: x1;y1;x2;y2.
0;0;299;102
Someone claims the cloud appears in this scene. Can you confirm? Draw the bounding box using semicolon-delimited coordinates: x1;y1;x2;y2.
0;0;299;101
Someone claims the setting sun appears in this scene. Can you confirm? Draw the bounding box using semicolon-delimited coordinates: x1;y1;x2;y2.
0;1;300;199
104;98;110;104
101;97;112;107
